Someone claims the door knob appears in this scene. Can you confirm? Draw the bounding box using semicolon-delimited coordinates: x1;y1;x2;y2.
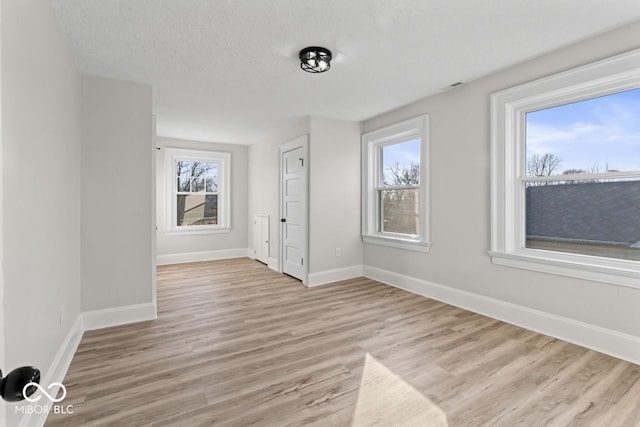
0;366;40;402
281;218;286;223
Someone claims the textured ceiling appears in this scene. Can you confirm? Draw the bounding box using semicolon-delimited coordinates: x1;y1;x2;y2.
52;0;640;144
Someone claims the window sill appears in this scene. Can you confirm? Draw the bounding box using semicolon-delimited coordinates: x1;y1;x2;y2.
164;226;231;236
489;249;640;289
362;234;430;252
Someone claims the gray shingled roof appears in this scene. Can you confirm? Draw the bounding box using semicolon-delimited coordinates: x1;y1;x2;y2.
526;180;640;246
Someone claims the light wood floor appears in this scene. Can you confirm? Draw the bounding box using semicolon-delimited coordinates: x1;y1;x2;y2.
46;258;640;426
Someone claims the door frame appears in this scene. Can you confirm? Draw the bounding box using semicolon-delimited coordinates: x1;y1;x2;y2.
278;135;309;284
0;6;5;422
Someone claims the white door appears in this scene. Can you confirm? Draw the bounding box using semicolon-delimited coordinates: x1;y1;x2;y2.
253;214;269;264
279;136;308;283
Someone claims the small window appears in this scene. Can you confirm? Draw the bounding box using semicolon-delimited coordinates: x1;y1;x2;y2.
165;148;230;234
362;116;429;251
491;49;640;288
379;139;421;235
176;161;218;226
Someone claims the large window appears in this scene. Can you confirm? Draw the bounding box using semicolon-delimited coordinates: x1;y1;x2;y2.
491;49;640;288
362;115;429;251
525;90;640;261
165;148;230;233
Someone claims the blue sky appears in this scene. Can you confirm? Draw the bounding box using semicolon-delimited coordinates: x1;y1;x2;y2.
526;88;640;173
382;138;420;183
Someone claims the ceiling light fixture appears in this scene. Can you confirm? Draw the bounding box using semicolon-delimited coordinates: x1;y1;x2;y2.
299;47;332;73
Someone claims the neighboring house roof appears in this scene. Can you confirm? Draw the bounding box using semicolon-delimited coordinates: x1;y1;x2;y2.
526;180;640;246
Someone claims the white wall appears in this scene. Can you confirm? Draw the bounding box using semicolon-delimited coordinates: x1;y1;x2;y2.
308;117;362;275
248;118;310;266
81;75;154;312
248;117;363;284
362;23;640;345
155;136;248;262
2;1;82;425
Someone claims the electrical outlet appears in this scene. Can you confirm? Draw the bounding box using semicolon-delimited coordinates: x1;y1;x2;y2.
335;247;341;257
59;305;64;324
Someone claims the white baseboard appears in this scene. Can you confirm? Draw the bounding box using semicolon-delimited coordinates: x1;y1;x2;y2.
156;248;248;265
247;250;278;272
29;303;156;426
307;265;363;287
19;317;84;427
363;265;640;365
82;302;157;331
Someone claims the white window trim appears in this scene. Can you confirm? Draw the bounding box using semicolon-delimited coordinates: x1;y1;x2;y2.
490;48;640;289
164;147;231;235
362;115;430;252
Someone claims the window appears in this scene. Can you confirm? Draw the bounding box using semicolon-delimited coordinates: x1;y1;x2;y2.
362;115;429;251
165;148;230;234
491;49;640;288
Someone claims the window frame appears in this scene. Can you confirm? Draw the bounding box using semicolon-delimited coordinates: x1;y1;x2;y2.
362;115;430;252
164;147;231;235
490;49;640;289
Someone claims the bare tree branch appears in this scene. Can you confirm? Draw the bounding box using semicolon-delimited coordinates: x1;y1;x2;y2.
385;162;420;186
527;153;562;177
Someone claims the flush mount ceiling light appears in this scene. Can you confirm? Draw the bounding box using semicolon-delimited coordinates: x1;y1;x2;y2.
299;47;332;73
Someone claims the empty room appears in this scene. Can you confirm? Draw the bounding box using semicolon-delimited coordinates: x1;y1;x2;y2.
1;0;640;426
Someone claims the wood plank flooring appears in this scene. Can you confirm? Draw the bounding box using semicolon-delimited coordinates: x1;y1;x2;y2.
46;258;640;426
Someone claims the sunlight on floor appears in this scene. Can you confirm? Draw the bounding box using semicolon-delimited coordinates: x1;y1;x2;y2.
352;353;448;427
